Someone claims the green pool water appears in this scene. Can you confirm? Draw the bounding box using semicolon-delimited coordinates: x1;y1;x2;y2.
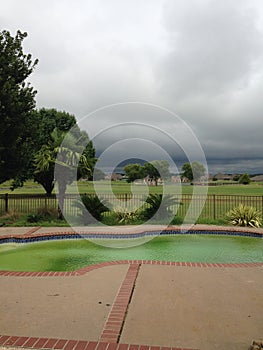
0;235;262;271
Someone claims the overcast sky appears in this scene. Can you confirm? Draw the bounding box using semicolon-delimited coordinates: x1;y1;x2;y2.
2;0;263;174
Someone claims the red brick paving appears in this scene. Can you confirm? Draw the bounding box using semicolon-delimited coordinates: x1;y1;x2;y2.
24;226;41;236
3;335;19;346
0;332;198;350
0;259;262;278
43;338;60;349
100;264;140;343
34;338;49;349
13;336;30;347
54;339;69;349
64;340;78;350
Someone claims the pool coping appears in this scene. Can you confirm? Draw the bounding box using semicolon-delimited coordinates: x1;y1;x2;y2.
0;225;262;244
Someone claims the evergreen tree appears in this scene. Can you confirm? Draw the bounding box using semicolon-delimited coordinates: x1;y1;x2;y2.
0;30;38;183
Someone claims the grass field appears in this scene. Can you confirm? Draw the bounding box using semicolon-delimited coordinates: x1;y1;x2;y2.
0;180;262;227
1;179;263;196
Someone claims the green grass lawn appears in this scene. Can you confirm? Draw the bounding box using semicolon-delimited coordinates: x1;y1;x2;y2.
1;179;262;196
0;180;262;227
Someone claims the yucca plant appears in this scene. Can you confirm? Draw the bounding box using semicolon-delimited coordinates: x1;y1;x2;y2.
113;207;141;225
75;194;110;224
226;204;262;228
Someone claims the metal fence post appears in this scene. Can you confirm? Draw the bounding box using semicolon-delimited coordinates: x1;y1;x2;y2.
213;194;216;220
5;193;8;213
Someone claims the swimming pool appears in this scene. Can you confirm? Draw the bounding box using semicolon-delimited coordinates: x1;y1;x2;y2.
0;233;262;271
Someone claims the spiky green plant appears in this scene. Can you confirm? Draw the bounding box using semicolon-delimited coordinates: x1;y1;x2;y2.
142;194;181;221
113;207;141;225
75;194;110;224
226;204;262;228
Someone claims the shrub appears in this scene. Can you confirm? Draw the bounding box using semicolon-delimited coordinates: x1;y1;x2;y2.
226;204;262;228
75;194;110;224
238;173;251;185
27;213;43;223
37;206;57;219
0;209;21;224
113;207;142;225
27;206;58;223
141;194;181;221
170;216;184;225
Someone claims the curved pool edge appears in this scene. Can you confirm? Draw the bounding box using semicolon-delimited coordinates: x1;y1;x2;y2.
1;225;262;274
0;224;262;244
0;259;263;277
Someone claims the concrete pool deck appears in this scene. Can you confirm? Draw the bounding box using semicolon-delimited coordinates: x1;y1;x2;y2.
0;225;262;350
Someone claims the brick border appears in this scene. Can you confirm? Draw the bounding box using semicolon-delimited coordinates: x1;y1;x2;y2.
0;335;198;350
24;227;41;236
100;263;140;343
0;260;262;277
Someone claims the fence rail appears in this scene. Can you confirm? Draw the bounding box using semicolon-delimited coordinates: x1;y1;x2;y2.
0;192;263;221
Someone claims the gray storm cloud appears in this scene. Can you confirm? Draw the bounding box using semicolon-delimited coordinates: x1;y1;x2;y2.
1;0;263;173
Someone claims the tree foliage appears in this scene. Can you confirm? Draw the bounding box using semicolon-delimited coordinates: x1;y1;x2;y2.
10;108;96;193
144;160;170;186
181;162;206;182
0;30;38;183
35;127;95;218
238;173;251;185
124;163;145;183
181;163;193;181
123;160;170;186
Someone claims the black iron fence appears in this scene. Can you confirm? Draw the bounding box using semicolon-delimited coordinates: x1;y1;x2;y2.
0;192;263;221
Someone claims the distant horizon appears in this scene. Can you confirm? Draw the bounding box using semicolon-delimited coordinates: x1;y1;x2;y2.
98;166;263;177
94;157;263;176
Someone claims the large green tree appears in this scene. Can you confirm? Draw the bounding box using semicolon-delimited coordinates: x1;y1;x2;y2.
12;108;96;193
0;30;38;183
11;108;77;189
33;110;96;194
181;162;206;182
124;163;145;183
144;160;170;186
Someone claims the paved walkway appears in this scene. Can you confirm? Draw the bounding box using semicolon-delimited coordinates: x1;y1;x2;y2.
0;226;262;349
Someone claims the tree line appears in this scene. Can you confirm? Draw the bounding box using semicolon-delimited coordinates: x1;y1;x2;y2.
124;160;206;184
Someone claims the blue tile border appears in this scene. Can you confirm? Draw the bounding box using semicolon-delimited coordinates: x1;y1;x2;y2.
0;229;262;245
